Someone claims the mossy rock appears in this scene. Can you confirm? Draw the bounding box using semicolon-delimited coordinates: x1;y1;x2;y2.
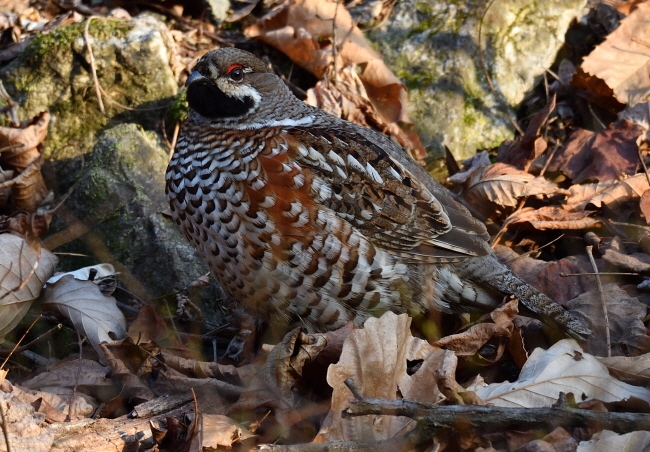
0;14;178;160
47;123;207;301
365;0;587;160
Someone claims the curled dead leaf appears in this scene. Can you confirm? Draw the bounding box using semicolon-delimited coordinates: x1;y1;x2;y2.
317;312;446;442
43;274;126;360
548;120;642;183
463;163;559;211
498;95;555;171
581;1;650;106
501;206;600;232
0;233;57;339
475;339;650;407
433;299;518;365
564;174;649;214
0;112;49;211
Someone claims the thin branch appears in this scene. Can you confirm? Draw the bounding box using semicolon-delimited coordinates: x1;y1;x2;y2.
84;16;171;114
585;245;611;357
342;379;650;433
332;0;340;89
84;17;105;115
0;323;62;357
66;334;86;422
0;80;19;126
638;145;650;188
561;272;638;277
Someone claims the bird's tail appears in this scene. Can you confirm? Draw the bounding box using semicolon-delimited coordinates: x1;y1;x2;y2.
452;254;591;340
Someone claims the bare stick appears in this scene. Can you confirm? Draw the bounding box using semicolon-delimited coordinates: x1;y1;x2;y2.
332;0;341;89
84;17;170;114
84;17;105;115
0;316;41;368
0;323;62;357
561;272;638;277
343;379;650;433
66;334;86;422
0;80;19;126
638;145;650;188
585;245;611;357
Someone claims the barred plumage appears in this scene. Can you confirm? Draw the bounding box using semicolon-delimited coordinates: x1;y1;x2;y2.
165;48;590;340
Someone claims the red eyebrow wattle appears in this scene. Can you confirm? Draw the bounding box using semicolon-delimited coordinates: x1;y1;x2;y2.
227;64;243;73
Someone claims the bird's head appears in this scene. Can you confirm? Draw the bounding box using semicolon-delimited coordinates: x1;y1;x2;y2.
184;48;311;128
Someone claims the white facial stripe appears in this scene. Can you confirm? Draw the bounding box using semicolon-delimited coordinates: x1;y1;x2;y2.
215;79;262;104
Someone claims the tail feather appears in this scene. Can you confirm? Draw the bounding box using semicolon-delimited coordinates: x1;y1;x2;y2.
452;255;591;340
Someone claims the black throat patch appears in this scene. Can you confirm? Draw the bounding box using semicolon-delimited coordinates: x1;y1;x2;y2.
187;81;255;119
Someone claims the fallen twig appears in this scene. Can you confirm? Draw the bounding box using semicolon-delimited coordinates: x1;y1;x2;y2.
342;379;650;433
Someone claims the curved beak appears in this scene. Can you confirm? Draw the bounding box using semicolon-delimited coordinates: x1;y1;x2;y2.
185;71;207;87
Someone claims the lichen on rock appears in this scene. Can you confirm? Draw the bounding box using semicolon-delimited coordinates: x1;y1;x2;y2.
0;14;178;160
50;123;207;301
364;0;588;160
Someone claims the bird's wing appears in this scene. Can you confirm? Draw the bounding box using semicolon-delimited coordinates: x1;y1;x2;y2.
283;125;491;263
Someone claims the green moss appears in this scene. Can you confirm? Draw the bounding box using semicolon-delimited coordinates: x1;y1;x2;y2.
1;17;177;160
22;19;131;65
397;68;437;91
167;88;188;124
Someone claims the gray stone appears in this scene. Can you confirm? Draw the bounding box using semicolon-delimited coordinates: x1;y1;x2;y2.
53;123;207;301
364;0;587;159
0;14;177;160
206;0;231;22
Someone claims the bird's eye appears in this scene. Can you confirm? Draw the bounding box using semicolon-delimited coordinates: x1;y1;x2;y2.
227;64;245;82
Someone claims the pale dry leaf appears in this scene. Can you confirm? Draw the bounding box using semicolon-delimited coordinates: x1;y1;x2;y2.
581;1;650;106
0;233;57;340
14;384;97;419
577;430;650;452
447;151;491;185
0;383;54;452
43;275;126;358
601;248;650;273
501;206;600;231
433;299;517;359
20;359;114;400
598;354;650;386
317;312;443;442
201;414;255;449
464;163;558;208
564;174;649;212
530;428;577;452
474;339;650;407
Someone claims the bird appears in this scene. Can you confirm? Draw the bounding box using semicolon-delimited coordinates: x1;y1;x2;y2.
165;47;590;341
